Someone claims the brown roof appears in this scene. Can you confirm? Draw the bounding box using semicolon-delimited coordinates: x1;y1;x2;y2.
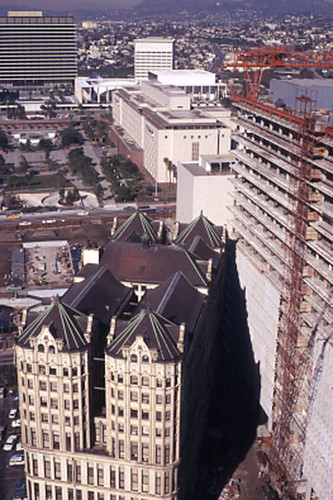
100;242;208;288
175;213;223;250
112;211;160;243
62;265;132;324
139;271;205;333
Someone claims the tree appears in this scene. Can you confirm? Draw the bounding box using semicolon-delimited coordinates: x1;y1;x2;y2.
19;155;30;174
38;138;53;153
60;126;82;147
0;129;8;150
163;157;173;184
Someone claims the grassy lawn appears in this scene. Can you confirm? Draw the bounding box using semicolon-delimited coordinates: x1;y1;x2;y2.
22;173;72;190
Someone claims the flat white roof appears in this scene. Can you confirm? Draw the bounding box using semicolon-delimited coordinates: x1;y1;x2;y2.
135;37;174;43
150;70;216;86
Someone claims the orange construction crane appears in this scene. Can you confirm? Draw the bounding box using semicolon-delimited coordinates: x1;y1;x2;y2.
222;47;333;100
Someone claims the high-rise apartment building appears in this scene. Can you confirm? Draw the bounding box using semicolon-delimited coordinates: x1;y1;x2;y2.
15;212;227;500
0;11;77;87
134;38;174;80
230;96;333;500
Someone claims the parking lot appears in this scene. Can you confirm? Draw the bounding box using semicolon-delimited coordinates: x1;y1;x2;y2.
0;391;25;500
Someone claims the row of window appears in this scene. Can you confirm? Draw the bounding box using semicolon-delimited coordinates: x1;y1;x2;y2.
111;374;175;387
22;362;84;377
22;393;84;411
26;428;84;450
111;390;172;404
28;458;174;495
110;407;172;422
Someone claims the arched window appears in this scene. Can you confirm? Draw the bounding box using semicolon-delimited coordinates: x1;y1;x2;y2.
49;345;55;354
131;354;137;362
142;355;149;363
38;344;44;353
142;376;149;386
130;375;138;385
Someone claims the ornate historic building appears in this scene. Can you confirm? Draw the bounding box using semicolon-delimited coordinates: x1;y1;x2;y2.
15;213;227;500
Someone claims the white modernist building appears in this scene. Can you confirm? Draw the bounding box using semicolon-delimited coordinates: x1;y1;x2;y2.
75;78;137;105
112;78;231;183
134;38;174;80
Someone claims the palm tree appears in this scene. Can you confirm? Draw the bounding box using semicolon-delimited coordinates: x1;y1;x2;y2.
163;157;173;185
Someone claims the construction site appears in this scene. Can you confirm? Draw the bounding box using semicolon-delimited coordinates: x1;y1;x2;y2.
225;49;333;499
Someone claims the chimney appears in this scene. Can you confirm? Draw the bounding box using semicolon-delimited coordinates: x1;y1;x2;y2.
84;314;94;342
107;316;117;344
111;217;118;236
206;258;213;281
177;323;185;353
174;222;179;240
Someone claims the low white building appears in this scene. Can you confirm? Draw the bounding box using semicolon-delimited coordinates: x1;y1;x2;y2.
112;79;232;183
176;154;235;226
74;77;137;104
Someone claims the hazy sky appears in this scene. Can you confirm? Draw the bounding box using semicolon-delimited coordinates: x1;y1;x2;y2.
0;0;142;12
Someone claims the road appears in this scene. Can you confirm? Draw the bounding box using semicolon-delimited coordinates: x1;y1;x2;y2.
83;139;115;204
0;394;25;500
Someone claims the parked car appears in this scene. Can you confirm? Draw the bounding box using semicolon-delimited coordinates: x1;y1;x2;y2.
8;408;17;419
11;418;21;429
3;434;17;451
9;451;24;466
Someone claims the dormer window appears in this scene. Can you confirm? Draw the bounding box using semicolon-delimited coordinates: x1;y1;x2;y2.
142;355;149;363
49;345;55;354
131;354;138;363
38;344;44;353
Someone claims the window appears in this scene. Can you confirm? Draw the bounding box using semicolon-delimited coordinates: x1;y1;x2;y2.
142;470;149;492
42;431;49;448
32;456;38;475
192;142;199;161
73;384;78;393
118;374;123;383
130;391;138;402
156;445;162;464
49;366;56;375
165;472;170;494
142;376;149;386
142;426;149;435
52;414;58;424
166;394;171;404
166;378;171;387
39;365;46;375
131;409;138;419
142;393;149;403
55;486;62;500
66;433;71;451
29;411;35;421
165;427;171;437
63;368;69;376
67;462;73;481
142;355;149;363
156;411;162;421
130;375;138;385
119;467;124;489
119;440;124;459
27;364;32;373
50;382;57;392
156;427;162;437
110;466;116;487
76;463;81;483
28;379;33;388
54;459;61;480
29;395;34;405
76;490;82;500
73;399;79;409
118;390;124;400
74;416;79;425
156;379;162;388
131;469;138;491
40;397;47;407
97;465;104;486
131;354;137;362
51;399;58;409
64;384;69;393
142;411;149;420
142;443;149;462
165;411;171;421
87;463;94;485
44;458;51;478
72;368;78;376
156;394;162;404
118;407;124;417
118;423;124;433
131;442;138;460
53;432;60;450
65;416;70;426
165;445;170;464
38;344;44;352
49;345;55;354
64;400;70;410
88;493;94;500
130;425;138;436
155;473;162;494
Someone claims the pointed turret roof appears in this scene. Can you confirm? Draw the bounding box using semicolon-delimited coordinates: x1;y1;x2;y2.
107;308;181;362
175;213;222;250
62;265;132;324
139;271;205;333
17;298;88;351
112;211;159;243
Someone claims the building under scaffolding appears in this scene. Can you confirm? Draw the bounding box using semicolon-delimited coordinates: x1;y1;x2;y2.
230;95;333;500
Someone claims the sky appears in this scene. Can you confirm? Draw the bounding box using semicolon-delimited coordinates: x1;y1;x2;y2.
0;0;142;12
